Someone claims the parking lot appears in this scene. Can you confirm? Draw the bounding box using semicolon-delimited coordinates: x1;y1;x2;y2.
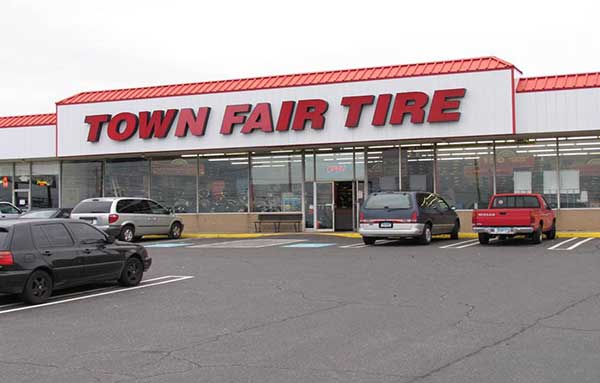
1;234;600;383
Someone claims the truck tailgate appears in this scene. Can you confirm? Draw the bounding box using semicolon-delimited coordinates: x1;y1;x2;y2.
473;209;532;227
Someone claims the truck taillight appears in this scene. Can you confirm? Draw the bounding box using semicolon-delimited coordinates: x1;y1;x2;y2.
530;211;536;224
0;251;14;266
410;211;418;223
108;214;120;224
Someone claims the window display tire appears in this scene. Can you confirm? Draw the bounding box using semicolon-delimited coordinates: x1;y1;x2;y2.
119;225;135;242
478;233;490;245
418;224;432;245
362;236;376;245
450;220;460;240
545;221;556;240
168;222;183;239
531;226;543;244
22;270;53;305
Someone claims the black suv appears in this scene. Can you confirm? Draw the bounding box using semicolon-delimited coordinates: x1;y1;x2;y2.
0;219;152;304
359;191;460;245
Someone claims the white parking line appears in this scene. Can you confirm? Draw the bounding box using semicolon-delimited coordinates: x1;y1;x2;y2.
0;275;194;315
439;239;478;249
547;237;578;250
566;237;594;250
454;241;481;249
188;239;306;248
340;243;366;248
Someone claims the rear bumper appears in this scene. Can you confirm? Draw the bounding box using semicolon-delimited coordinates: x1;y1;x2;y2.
359;223;425;238
0;270;30;294
97;225;122;237
472;226;534;235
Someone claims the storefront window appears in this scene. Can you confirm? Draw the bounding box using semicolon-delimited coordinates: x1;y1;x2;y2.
495;139;558;206
32;161;59;208
401;145;434;192
104;159;149;198
151;157;197;213
436;143;494;209
251;153;302;212
198;154;249;212
558;137;600;208
315;150;355;181
367;147;399;193
0;163;12;203
61;161;102;208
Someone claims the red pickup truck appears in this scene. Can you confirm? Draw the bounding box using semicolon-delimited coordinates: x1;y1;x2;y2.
472;193;556;244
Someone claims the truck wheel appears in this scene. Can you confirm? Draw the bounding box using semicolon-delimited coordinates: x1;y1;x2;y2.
450;220;460;240
531;226;543;244
418;224;432;245
362;236;376;245
478;233;490;245
545;222;557;240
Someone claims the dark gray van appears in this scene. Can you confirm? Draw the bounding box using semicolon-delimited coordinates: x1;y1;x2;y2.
359;192;460;245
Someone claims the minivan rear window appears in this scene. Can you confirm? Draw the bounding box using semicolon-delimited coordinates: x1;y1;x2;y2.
492;196;540;208
72;201;112;214
364;193;412;209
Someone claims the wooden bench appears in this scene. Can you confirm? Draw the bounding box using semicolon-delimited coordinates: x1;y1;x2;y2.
254;213;303;233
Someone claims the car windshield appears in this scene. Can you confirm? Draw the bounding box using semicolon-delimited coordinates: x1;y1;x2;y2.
72;201;112;214
492;196;540;208
364;193;412;209
21;210;56;218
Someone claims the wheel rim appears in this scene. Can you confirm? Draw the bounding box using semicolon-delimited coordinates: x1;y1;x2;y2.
126;260;141;282
172;225;181;237
31;275;49;297
124;228;133;242
426;227;432;242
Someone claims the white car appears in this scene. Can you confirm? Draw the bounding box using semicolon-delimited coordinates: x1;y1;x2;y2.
0;202;22;219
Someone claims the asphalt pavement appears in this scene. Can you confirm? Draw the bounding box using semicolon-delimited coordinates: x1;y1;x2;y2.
1;234;600;383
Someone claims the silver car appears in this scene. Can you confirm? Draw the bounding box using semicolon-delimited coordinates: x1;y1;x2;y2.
70;197;184;242
0;202;22;219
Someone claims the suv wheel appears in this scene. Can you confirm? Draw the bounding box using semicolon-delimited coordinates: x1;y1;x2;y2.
168;222;183;239
119;225;135;242
418;224;432;245
22;270;53;304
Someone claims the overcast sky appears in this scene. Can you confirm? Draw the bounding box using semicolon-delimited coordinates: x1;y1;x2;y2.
1;0;598;116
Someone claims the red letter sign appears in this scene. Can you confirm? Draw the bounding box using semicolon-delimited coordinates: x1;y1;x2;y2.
138;109;178;139
175;107;211;137
389;92;429;125
428;88;466;122
241;103;274;134
221;104;251;135
292;99;328;130
85;114;111;142
107;113;138;141
341;95;374;128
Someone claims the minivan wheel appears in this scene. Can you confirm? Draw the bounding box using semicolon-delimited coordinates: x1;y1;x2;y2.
419;224;432;245
22;270;53;304
119;225;135;242
168;222;183;239
450;220;460;240
119;257;144;287
363;236;376;245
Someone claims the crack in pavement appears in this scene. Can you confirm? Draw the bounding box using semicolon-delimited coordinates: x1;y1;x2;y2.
403;288;600;383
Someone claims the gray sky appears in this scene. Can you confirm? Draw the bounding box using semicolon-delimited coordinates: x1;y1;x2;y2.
1;0;598;116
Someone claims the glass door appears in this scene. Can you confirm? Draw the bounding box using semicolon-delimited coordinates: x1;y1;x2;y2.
315;182;334;231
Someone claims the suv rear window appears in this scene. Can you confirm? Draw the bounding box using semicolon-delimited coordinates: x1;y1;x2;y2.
0;227;9;249
72;201;112;214
492;196;540;208
364;193;412;209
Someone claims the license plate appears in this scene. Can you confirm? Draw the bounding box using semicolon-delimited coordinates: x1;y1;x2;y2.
494;228;510;234
379;222;393;228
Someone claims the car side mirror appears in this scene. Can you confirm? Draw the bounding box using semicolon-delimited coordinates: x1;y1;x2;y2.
451;206;456;211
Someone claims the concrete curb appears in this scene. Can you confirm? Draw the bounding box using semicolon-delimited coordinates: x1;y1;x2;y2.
163;231;600;240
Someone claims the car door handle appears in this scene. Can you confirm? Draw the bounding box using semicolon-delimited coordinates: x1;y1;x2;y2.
42;250;52;256
83;248;92;254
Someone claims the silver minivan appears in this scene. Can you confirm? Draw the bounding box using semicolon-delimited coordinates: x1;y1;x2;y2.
70;197;184;242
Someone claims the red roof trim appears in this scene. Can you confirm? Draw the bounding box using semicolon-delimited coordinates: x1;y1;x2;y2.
517;71;600;93
56;56;516;106
0;113;56;129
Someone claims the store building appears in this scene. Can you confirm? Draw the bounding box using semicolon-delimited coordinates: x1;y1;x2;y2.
1;56;600;232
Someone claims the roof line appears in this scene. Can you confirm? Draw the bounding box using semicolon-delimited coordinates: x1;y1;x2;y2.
56;56;516;105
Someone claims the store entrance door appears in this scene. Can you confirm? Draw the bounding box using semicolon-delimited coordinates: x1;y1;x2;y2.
315;182;334;231
334;181;354;231
14;190;30;211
